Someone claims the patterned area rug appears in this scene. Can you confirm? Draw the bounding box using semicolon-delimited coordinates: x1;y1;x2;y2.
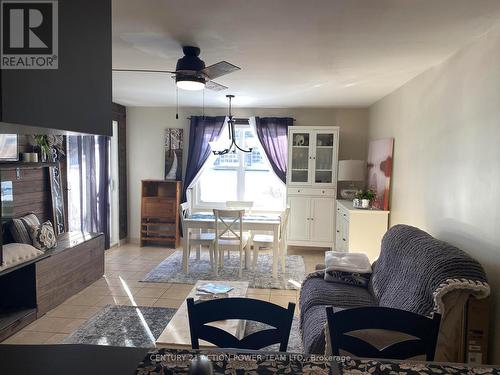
141;251;305;290
63;305;176;347
63;305;303;353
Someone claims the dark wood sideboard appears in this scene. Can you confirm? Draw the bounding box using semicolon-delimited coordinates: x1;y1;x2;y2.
0;162;105;341
140;180;181;247
0;232;104;341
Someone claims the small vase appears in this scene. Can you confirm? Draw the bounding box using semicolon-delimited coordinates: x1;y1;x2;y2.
40;149;48;163
361;199;370;208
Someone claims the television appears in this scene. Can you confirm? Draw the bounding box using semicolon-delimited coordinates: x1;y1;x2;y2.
0;134;18;161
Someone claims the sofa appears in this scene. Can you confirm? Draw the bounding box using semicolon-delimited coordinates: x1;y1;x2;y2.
299;224;490;362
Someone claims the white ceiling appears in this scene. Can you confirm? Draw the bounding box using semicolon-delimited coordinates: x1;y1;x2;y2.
112;0;500;108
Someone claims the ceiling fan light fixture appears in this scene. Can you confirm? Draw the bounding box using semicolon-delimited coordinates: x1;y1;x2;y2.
176;76;205;91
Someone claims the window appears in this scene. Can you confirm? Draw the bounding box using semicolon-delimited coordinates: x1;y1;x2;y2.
194;125;285;211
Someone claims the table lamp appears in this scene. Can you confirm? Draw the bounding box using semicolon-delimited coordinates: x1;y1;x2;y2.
338;160;365;199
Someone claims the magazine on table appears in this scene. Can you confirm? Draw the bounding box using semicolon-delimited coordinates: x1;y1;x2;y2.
196;283;233;295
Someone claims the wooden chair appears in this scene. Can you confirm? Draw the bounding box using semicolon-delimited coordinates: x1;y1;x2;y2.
179;203;216;271
213;209;249;277
326;306;441;361
250;206;290;271
187;297;295;351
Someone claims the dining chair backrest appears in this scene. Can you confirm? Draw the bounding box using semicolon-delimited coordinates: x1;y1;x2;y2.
213;209;245;244
279;205;291;242
226;201;254;213
179;202;190;234
187;297;295;351
326;306;441;361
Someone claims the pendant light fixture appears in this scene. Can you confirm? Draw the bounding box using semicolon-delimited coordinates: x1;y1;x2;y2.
211;95;253;155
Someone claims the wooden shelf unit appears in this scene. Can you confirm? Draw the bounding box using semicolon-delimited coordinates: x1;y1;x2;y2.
140;180;181;247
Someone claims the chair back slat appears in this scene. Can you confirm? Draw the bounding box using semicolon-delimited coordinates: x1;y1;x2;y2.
213;209;244;241
326;306;441;361
187;297;295;351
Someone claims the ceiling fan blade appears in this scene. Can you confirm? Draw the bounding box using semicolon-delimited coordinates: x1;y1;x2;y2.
205;81;228;91
112;68;176;74
201;61;240;80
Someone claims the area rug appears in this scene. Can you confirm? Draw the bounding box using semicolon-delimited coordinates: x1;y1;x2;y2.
63;305;304;353
63;305;176;347
141;251;305;290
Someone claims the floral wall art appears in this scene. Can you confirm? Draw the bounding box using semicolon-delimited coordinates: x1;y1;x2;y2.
367;138;394;210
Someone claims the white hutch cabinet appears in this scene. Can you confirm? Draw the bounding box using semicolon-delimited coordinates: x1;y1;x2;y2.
286;126;339;249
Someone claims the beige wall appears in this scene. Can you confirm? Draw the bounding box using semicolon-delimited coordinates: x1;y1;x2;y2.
127;106;368;242
369;26;500;363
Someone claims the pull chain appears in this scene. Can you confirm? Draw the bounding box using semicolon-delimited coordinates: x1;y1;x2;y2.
175;86;179;119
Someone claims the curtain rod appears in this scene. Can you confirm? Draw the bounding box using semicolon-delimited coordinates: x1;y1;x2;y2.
185;116;296;121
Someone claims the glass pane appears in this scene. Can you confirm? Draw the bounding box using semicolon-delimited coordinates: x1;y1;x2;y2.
316;133;334;146
315;170;332;183
315;133;334;183
292;133;309;147
292;170;309;183
316;148;333;171
244;170;285;210
199;169;237;202
291;147;309;169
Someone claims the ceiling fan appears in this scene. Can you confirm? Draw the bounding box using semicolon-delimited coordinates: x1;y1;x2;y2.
113;46;240;91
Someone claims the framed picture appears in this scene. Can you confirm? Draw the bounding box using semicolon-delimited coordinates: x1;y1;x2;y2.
164;128;184;180
367;138;394;210
0;134;18;161
49;166;66;236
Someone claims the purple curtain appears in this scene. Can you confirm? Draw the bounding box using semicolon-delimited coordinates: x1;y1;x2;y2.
182;116;226;202
254;117;293;183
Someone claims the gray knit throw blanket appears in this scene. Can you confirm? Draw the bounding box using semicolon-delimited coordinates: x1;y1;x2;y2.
369;224;489;314
299;224;490;354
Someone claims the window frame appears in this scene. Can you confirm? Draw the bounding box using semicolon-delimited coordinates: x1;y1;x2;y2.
191;125;285;213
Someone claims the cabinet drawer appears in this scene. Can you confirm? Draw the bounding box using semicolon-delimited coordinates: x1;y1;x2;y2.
336;205;350;221
142;197;175;218
288;187;335;196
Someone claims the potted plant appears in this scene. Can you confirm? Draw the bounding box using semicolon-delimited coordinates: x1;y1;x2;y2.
34;135;51;162
354;189;376;208
31;135;65;162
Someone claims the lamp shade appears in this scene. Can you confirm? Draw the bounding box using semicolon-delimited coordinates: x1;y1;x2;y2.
338;160;365;181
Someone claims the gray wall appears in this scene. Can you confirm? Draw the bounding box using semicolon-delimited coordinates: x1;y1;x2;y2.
369;25;500;363
126;106;368;242
0;0;112;136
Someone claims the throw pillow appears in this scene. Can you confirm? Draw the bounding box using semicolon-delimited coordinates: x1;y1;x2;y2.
9;213;41;244
29;221;57;251
0;243;44;272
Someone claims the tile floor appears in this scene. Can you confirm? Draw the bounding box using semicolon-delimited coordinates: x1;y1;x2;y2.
1;243;325;345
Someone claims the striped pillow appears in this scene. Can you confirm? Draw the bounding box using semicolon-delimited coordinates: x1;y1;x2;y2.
9;213;41;244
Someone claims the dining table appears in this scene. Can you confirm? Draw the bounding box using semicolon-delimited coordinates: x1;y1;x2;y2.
182;212;283;278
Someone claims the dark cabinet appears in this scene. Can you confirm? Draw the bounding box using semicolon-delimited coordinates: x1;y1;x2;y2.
0;0;112;136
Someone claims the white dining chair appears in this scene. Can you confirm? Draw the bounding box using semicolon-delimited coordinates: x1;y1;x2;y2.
213;209;250;277
250;206;290;272
179;203;216;271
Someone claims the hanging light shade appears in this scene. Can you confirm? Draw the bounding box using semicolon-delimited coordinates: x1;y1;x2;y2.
176;76;205;91
211;95;253;155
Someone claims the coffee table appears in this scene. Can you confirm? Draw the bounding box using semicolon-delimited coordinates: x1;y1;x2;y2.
155;280;249;349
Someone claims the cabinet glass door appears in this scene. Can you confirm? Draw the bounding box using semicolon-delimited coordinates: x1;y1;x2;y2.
314;132;335;184
289;131;311;184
